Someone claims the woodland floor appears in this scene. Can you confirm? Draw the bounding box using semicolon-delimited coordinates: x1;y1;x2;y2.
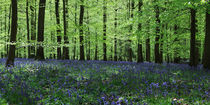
0;58;209;105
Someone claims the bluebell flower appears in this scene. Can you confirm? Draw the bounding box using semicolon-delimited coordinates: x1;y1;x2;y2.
111;101;115;105
101;96;105;101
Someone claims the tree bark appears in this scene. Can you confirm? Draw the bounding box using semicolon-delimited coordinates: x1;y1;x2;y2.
154;1;161;63
30;0;37;58
137;0;143;63
73;3;77;60
5;5;8;57
127;0;134;62
189;8;198;67
7;5;12;57
173;25;181;63
79;0;85;60
146;38;150;62
159;24;164;63
86;10;91;60
145;20;151;62
55;0;62;59
62;0;69;59
6;0;18;67
26;0;30;58
203;5;210;70
114;8;118;61
36;0;46;60
95;31;98;60
103;0;107;61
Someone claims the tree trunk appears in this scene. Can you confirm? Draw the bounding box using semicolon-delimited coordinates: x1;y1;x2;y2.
203;5;210;70
62;0;69;59
55;0;62;59
79;0;85;60
86;10;91;60
173;25;181;63
7;5;12;57
94;0;99;61
103;0;107;61
36;0;46;60
145;20;150;62
154;2;161;63
146;38;150;62
30;0;37;58
189;8;198;67
159;24;164;63
73;3;77;60
6;0;18;67
26;0;30;58
128;0;134;62
137;0;143;63
114;8;118;61
5;5;7;57
95;31;98;60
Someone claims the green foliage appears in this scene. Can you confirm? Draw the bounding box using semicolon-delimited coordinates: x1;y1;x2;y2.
0;0;207;61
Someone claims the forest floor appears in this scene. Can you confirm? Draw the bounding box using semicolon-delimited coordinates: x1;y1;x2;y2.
0;58;209;105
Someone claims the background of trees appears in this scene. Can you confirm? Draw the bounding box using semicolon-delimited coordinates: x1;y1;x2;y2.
0;0;209;69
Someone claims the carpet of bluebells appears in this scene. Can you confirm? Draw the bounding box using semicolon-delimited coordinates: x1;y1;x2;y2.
0;58;209;105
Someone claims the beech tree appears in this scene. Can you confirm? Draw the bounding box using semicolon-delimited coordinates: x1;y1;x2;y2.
30;0;37;58
0;0;208;68
36;0;46;60
137;0;143;63
203;3;210;70
103;0;107;61
5;0;17;67
79;0;85;60
62;0;70;59
55;0;62;59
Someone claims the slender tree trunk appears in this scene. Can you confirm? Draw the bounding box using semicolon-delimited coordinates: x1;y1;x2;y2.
26;0;30;58
154;1;161;63
110;46;113;61
95;31;98;60
5;4;7;57
72;3;77;60
55;0;62;59
94;0;99;61
30;0;37;58
137;0;143;63
36;0;46;60
145;20;151;62
114;0;118;61
103;0;107;61
79;0;85;60
62;0;69;59
173;25;180;63
159;24;164;63
203;5;210;70
49;1;54;59
190;8;197;67
146;38;150;62
6;0;17;67
73;3;77;60
165;24;170;63
86;10;91;60
128;0;134;62
7;5;12;57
